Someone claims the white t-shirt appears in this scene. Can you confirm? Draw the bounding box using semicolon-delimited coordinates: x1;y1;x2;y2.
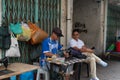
69;38;85;49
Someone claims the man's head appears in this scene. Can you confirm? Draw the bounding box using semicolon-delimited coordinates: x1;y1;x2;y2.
51;27;63;40
72;29;80;40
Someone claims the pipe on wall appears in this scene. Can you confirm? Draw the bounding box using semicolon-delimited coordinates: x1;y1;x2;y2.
60;0;67;48
103;0;108;53
100;0;105;53
66;0;73;48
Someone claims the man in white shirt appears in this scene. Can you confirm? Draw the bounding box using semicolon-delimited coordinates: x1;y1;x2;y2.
69;29;108;80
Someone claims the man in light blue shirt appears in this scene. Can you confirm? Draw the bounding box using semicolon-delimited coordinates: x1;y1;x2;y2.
40;27;63;67
40;27;76;80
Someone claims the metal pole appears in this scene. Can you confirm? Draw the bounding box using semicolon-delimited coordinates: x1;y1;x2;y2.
35;0;38;24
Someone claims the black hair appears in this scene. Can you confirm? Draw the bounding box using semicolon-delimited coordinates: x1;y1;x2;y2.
72;29;79;35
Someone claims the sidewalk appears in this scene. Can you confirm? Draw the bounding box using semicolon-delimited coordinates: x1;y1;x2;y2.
80;60;120;80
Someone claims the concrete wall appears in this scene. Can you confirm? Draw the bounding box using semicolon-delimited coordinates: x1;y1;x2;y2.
73;0;104;55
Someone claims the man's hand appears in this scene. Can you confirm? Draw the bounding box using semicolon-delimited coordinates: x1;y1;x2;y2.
52;55;57;59
86;48;94;53
63;52;69;58
45;52;57;57
81;46;94;53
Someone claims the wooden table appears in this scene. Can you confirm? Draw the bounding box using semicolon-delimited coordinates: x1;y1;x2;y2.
0;63;40;80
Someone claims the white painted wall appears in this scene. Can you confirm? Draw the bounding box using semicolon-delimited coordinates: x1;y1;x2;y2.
103;0;108;53
66;0;73;48
60;0;73;49
60;0;67;48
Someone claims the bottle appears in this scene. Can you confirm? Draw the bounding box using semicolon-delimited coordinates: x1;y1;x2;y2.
41;59;47;70
39;56;44;66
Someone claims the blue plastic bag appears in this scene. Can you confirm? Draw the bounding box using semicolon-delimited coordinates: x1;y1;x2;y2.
20;71;34;80
9;22;22;34
10;76;16;80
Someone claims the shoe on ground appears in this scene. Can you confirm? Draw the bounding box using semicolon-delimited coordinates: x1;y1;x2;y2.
70;70;74;75
99;61;108;67
90;77;99;80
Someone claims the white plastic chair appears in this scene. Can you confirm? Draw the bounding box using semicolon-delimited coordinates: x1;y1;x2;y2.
36;67;49;80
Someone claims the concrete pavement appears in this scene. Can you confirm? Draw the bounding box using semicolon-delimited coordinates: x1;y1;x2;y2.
80;60;120;80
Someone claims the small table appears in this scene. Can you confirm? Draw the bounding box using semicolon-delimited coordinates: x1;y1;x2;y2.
47;57;84;80
0;63;40;80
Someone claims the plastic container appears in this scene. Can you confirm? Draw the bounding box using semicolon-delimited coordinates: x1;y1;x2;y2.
107;43;115;52
10;76;16;80
20;71;34;80
116;41;120;52
40;59;45;67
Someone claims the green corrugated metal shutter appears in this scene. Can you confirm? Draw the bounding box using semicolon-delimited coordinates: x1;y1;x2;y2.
106;4;120;49
1;0;61;63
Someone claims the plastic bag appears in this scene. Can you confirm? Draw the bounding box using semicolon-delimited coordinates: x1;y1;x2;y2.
5;33;20;57
28;22;48;45
20;71;34;80
17;22;31;41
9;22;22;34
0;26;11;50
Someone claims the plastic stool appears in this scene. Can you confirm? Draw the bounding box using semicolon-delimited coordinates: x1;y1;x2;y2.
36;68;49;80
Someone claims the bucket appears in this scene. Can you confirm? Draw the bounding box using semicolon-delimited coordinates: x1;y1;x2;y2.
116;41;120;52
